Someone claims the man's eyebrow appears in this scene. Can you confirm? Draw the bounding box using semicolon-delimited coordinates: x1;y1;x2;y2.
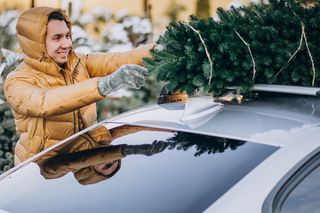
51;32;70;37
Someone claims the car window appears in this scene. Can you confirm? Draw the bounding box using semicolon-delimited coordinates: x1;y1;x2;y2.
272;152;320;213
280;165;320;213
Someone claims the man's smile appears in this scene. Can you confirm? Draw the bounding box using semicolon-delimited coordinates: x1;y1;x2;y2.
57;50;70;57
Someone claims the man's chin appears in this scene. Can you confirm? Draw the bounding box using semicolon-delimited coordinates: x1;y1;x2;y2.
56;58;68;66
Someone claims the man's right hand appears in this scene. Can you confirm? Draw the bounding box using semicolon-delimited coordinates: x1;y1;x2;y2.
121;141;169;157
98;64;148;96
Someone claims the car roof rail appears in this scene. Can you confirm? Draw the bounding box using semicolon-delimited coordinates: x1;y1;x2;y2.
228;84;320;97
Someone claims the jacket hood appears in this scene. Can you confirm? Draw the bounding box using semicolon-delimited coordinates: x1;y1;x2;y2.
16;7;71;61
74;160;121;185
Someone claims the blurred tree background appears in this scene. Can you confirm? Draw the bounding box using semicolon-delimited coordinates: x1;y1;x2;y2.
0;9;23;173
195;0;210;19
296;0;318;5
0;47;23;173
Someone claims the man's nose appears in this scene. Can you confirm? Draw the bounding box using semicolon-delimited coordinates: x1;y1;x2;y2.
61;37;71;48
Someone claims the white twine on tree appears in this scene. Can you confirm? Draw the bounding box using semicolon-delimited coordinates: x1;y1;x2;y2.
303;26;316;86
274;24;304;81
183;23;214;85
233;29;257;80
285;3;316;86
274;22;316;86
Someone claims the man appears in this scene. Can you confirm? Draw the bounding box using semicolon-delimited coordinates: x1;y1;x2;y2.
4;7;154;165
39;125;169;185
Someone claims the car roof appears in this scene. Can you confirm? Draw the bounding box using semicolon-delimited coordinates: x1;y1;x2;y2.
106;95;320;147
1;86;320;212
3;93;320;177
2;90;320;212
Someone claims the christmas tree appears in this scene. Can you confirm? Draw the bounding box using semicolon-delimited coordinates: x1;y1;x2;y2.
143;0;320;96
166;132;245;157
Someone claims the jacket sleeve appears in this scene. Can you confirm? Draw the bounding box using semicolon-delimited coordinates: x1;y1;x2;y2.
85;43;154;77
4;74;104;117
39;145;124;179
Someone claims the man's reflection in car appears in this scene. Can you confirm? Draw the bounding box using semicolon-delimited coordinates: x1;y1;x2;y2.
37;125;245;185
37;125;170;185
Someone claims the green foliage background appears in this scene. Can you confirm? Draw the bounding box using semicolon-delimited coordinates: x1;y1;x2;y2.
0;94;16;173
0;49;22;174
144;0;320;96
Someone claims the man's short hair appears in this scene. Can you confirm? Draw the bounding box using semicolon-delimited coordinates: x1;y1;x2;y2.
48;11;65;22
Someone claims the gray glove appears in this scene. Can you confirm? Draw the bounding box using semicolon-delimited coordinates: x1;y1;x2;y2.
121;141;169;157
154;43;166;52
98;64;148;96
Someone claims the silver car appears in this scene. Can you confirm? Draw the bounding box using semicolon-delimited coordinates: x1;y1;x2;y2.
0;85;319;213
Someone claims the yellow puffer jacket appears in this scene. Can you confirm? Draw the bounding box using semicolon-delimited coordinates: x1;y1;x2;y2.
3;7;153;165
39;145;124;185
38;125;165;185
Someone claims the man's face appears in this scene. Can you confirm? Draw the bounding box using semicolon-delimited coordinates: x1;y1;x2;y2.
93;161;119;176
45;19;72;65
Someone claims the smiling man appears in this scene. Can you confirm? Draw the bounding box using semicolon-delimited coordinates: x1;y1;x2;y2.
4;7;154;165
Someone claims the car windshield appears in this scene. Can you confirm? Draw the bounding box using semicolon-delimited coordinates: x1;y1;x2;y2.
0;125;279;213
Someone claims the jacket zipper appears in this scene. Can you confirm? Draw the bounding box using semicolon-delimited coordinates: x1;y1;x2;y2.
61;59;83;134
71;59;85;131
61;67;78;134
39;143;45;152
69;59;85;131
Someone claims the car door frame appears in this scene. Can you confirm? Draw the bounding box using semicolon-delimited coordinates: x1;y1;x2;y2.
262;146;320;213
